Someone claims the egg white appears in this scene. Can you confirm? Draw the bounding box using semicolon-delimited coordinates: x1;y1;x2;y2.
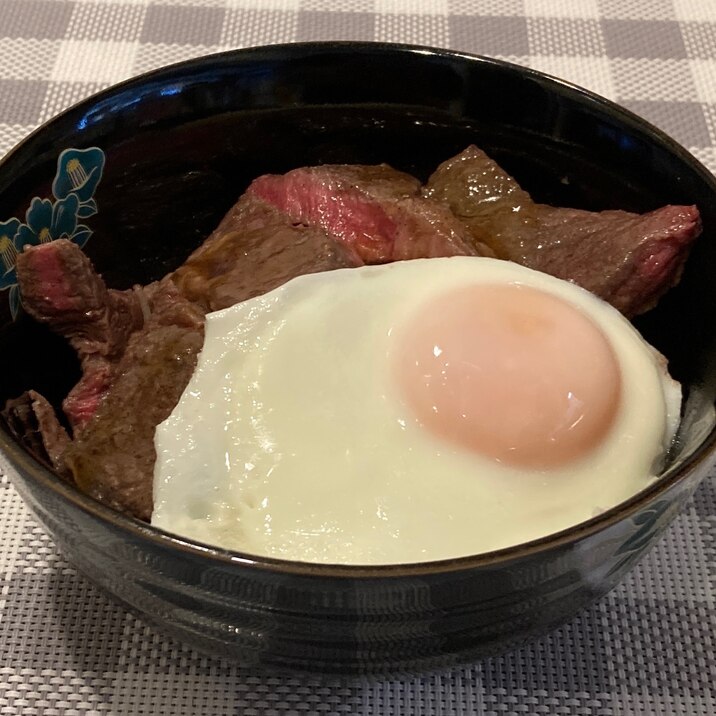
152;257;681;564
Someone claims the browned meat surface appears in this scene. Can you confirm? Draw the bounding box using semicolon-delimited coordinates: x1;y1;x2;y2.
425;145;702;316
16;239;144;362
62;280;204;520
248;164;493;262
15;239;145;428
2;390;71;475
172;194;362;312
11;239;207;519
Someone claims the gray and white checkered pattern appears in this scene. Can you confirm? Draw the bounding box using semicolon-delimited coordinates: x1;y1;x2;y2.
0;1;715;714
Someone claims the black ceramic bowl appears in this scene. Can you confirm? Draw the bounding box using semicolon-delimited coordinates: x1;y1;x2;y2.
1;43;715;674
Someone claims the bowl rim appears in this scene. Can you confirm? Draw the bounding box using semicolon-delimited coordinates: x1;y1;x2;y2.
2;40;716;579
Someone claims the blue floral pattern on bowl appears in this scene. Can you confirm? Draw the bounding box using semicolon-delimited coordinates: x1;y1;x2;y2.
0;147;105;319
606;498;676;577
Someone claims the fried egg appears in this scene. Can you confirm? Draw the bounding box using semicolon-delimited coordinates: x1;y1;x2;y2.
152;257;681;564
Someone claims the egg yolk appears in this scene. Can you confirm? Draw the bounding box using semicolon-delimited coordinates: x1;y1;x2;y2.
393;282;621;469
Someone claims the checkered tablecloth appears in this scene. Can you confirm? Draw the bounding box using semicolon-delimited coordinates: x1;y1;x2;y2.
1;1;715;714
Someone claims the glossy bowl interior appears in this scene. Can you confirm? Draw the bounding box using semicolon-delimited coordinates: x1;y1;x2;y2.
1;42;716;673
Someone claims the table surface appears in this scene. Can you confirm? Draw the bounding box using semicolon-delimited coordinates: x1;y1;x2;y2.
1;1;715;714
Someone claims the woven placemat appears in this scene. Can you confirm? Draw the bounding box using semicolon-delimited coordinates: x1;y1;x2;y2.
1;1;715;714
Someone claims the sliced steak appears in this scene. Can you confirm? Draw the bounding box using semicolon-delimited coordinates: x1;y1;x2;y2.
2;390;72;476
15;240;146;429
62;280;204;521
247;164;493;263
425;145;702;316
171;194;362;312
16;239;144;361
